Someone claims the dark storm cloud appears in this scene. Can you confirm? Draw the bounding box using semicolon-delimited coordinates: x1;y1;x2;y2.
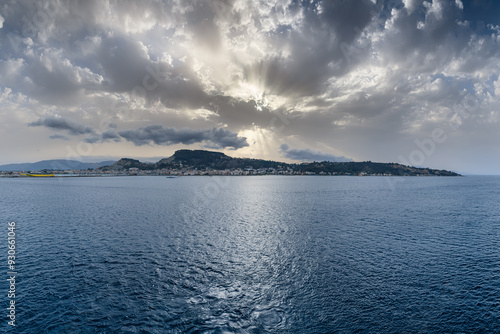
28;116;95;135
280;144;351;162
118;125;248;149
49;134;70;140
84;127;121;143
83;136;101;144
102;128;120;141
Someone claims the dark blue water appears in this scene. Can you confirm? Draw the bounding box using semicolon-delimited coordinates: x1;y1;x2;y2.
1;175;499;333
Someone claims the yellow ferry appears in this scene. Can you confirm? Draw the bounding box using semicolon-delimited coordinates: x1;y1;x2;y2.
20;173;55;177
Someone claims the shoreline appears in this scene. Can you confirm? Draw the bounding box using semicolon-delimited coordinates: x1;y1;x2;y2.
0;174;463;178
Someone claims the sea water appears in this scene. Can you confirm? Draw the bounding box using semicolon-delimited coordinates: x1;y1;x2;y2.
0;175;499;333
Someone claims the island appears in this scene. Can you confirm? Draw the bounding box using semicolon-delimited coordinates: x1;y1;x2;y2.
96;149;460;176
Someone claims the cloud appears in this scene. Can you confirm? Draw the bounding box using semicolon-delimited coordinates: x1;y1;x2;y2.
280;144;351;162
118;125;249;149
101;128;120;141
0;0;499;173
242;0;376;98
84;127;121;143
49;134;69;140
28;116;95;135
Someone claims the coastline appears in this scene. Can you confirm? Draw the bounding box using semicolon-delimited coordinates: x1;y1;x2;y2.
0;173;462;178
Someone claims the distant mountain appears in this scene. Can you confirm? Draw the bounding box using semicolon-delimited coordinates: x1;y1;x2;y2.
98;149;461;176
0;160;116;172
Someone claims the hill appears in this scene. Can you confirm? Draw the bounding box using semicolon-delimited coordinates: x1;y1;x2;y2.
155;149;282;170
99;158;156;171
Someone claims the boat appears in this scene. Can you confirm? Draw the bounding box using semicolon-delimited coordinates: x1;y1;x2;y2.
22;173;55;177
166;176;177;178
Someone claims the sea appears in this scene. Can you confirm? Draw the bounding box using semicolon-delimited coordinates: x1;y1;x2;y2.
0;175;499;333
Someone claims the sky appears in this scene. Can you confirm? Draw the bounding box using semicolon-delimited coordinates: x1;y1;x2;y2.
0;0;499;174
